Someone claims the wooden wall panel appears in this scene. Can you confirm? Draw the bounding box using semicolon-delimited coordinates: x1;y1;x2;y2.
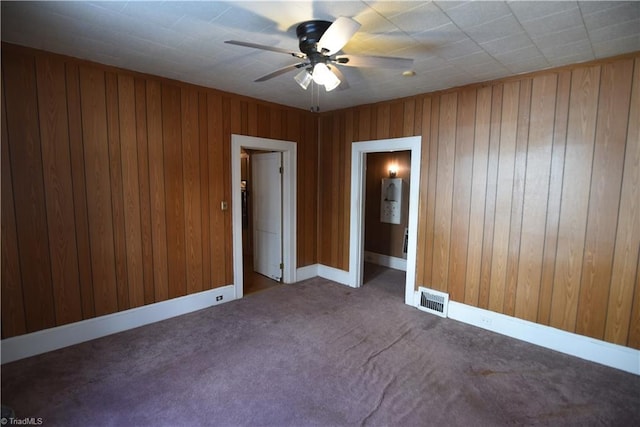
4;51;57;332
415;97;432;287
1;90;27;337
478;85;502;309
317;116;334;266
35;56;83;325
576;60;634;338
331;113;343;267
106;72;129;311
606;58;640;345
65;63;95;319
431;93;457;291
146;80;169;302
514;74;557;322
198;92;211;291
181;88;203;295
3;44;637;351
134;78;155;304
315;52;639;350
629;268;640;348
118;74;145;309
342;111;353;268
162;84;187;299
423;97;440;288
489;81;520;313
448;89;475;301
464;87;492;306
207;93;227;287
79;65;119;316
303;113;318;266
503;79;531;316
2;44;318;339
549;66;601;332
537;71;571;325
224;98;236;284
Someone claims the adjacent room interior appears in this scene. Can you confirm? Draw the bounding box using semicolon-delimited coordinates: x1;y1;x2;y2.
1;1;639;425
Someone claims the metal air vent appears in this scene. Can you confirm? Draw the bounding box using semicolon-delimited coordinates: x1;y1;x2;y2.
416;287;449;318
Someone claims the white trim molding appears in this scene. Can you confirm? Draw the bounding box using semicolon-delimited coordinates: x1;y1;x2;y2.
364;251;407;271
445;300;640;376
318;265;352;287
296;264;319;282
1;285;235;364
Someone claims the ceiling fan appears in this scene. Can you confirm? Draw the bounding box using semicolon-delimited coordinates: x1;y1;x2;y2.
225;17;414;93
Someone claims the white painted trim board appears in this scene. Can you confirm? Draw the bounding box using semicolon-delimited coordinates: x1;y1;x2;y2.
1;286;235;364
444;299;640;376
364;251;407;271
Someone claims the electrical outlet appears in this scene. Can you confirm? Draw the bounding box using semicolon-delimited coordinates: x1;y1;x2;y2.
216;295;223;301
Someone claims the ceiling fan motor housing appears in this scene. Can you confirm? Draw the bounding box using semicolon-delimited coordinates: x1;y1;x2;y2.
296;20;332;55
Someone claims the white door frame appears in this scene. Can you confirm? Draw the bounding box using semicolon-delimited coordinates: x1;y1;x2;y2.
348;136;422;305
231;135;297;299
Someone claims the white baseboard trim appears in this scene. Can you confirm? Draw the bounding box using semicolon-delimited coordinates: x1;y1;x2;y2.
296;264;319;281
445;300;640;376
364;251;407;271
318;264;352;287
1;285;236;365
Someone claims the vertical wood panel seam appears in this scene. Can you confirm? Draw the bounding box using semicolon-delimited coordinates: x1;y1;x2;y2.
574;66;603;328
629;249;640;343
66;63;95;319
509;80;533;313
535;74;560;321
109;74;129;311
444;95;457;290
61;62;83;319
622;59;638;343
1;83;28;332
33;58;58;324
540;71;571;323
463;90;482;305
606;58;637;341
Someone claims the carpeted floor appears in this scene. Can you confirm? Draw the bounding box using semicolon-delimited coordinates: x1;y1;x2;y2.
1;267;639;426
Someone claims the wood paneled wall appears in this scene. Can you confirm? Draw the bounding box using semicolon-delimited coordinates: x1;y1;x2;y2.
1;44;317;338
318;53;640;349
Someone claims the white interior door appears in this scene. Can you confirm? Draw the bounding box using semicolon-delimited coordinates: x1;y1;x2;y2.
252;151;283;281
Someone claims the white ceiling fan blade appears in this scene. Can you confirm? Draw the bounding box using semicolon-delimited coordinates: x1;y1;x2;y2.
329;65;349;90
255;63;307;82
335;54;413;69
317;17;361;55
225;40;305;58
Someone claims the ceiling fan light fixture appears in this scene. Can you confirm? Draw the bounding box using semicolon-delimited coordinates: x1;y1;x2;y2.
294;69;312;90
312;63;340;91
323;70;341;92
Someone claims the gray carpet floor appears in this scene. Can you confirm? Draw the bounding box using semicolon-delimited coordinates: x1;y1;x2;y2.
2;266;639;426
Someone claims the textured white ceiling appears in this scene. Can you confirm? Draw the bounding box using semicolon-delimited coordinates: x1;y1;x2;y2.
2;1;639;111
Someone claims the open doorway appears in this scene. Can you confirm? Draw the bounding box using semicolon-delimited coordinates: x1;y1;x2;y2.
240;149;284;295
348;136;422;306
362;150;411;298
231;135;297;300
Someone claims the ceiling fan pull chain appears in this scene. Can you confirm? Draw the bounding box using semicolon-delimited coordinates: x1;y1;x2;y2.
309;81;320;113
